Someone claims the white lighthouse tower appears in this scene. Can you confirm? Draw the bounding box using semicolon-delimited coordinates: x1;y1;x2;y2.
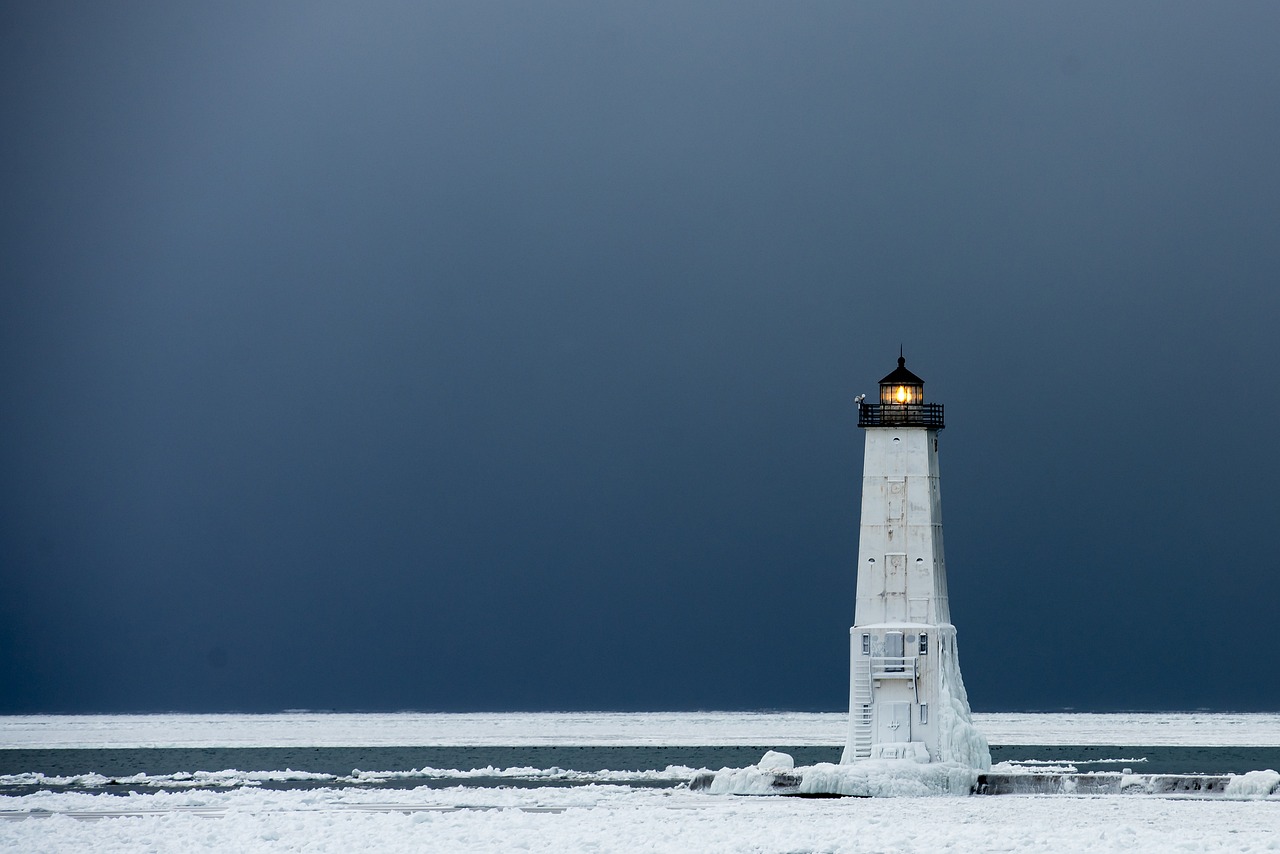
841;355;989;769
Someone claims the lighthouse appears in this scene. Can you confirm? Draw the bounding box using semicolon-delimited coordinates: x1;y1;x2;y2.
841;355;989;768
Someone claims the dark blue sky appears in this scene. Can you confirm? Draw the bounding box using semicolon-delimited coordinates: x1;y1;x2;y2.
3;2;1278;714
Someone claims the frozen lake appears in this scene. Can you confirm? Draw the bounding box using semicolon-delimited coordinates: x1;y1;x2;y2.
5;710;1280;748
5;782;1279;854
2;712;1277;852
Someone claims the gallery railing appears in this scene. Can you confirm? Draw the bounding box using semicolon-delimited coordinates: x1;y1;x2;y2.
857;402;945;429
868;655;921;703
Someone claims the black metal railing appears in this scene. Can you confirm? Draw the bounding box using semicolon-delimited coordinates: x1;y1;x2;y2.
858;402;945;429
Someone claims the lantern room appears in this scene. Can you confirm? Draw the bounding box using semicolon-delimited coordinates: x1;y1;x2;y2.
858;353;945;429
878;355;925;405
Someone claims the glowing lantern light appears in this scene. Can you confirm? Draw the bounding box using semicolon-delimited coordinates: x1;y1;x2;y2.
878;355;924;407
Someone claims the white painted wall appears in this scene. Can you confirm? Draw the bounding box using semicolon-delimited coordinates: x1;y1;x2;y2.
843;423;988;768
854;427;949;627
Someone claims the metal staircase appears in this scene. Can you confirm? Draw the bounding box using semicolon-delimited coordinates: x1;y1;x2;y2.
850;657;874;760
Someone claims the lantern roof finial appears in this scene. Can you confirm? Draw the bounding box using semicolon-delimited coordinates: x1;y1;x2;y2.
879;352;924;387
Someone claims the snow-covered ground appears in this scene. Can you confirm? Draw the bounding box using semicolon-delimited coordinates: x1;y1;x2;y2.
4;710;1280;748
3;783;1278;853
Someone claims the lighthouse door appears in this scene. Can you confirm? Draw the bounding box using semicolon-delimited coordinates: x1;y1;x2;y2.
877;702;911;744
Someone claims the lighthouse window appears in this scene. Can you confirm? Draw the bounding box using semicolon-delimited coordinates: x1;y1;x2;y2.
920;704;929;724
861;634;871;655
919;632;929;655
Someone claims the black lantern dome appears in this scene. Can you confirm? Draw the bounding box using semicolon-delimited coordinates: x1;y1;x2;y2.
858;354;945;429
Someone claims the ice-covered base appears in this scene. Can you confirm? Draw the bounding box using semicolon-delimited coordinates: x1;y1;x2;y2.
699;753;1280;800
842;625;991;768
868;742;929;762
703;752;978;797
934;634;991;769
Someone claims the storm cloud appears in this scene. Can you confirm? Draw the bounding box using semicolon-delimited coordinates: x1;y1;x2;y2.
2;1;1278;713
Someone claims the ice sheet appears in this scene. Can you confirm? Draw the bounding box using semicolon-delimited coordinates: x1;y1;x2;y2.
2;784;1277;853
4;711;1280;749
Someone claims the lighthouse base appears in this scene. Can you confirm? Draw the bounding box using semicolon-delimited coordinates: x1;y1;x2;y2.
842;624;990;769
692;755;980;797
869;742;930;763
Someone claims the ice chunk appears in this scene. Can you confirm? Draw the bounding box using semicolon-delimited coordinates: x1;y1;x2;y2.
1224;769;1280;798
935;633;991;770
756;750;794;771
